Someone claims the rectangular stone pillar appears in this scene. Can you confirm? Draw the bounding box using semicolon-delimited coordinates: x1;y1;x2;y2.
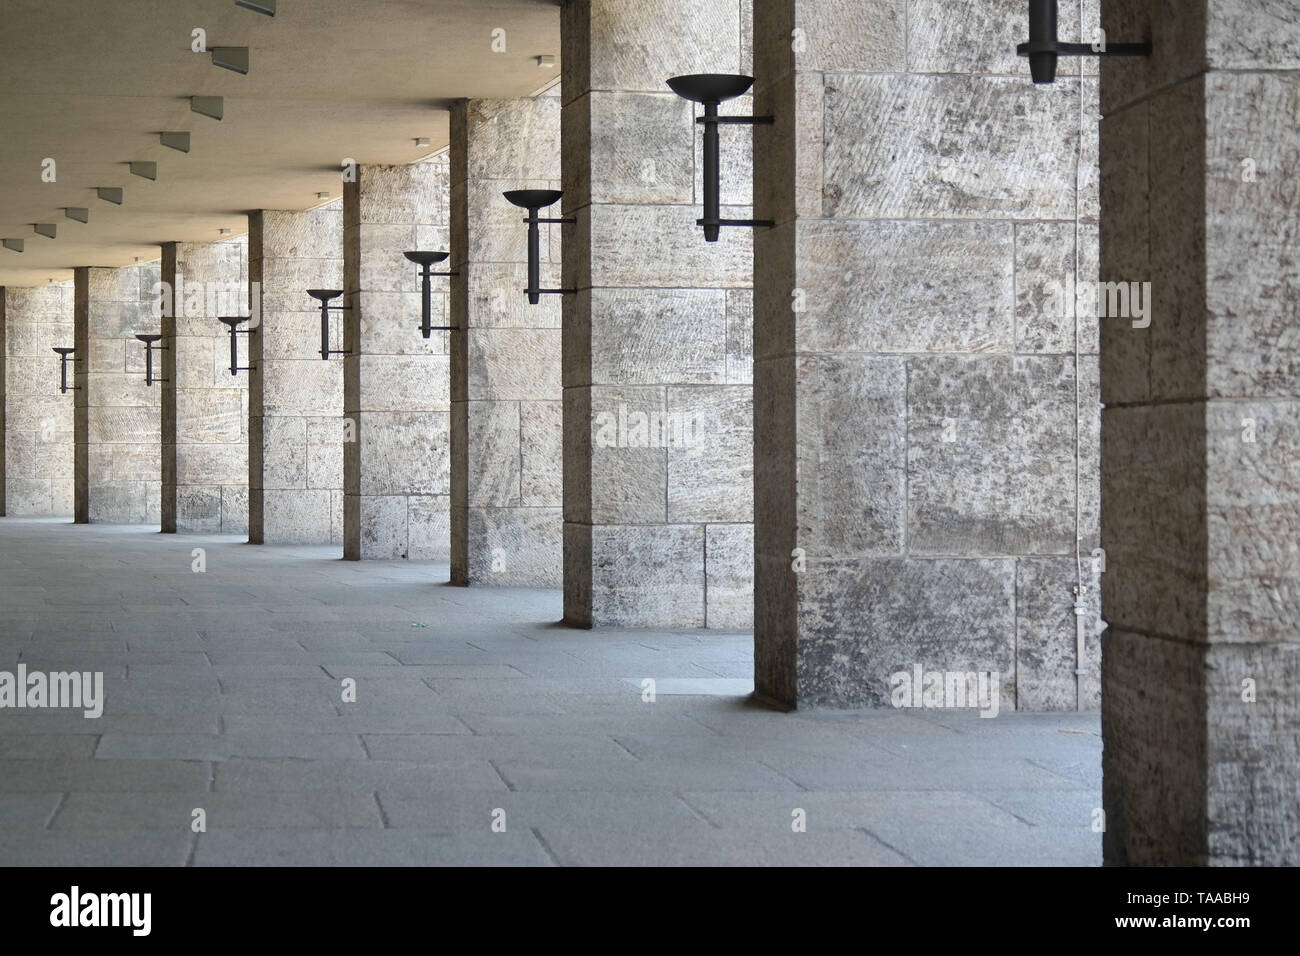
752;1;1101;707
160;239;249;534
1;283;75;516
248;206;344;545
449;95;563;587
561;0;755;627
1100;0;1300;865
343;160;451;560
73;265;162;524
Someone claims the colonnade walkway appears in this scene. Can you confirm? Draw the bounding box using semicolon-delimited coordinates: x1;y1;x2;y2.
0;519;1101;865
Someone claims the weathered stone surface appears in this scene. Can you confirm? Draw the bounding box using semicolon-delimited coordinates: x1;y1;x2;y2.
822;74;1079;220
520;401;562;507
666;385;752;524
1015;556;1102;712
907;356;1078;556
908;0;1078;75
584;289;727;386
589;524;706;629
704;522;753;629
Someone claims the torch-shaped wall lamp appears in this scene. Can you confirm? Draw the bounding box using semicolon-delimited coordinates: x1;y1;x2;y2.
403;251;458;336
666;74;774;242
134;334;168;387
502;190;575;305
306;290;351;360
51;347;78;394
1017;0;1150;84
217;318;255;376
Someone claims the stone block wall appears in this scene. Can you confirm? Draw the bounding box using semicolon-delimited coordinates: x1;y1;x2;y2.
161;238;249;534
249;205;345;545
344;160;452;560
753;0;1102;708
561;0;755;628
2;283;75;516
75;264;162;524
1100;0;1300;865
450;94;564;587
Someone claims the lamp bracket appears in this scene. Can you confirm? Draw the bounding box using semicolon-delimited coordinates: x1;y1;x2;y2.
698;115;774;126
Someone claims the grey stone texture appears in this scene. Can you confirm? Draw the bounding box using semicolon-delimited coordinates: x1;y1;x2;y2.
752;0;1102;710
75;264;162;525
449;95;563;587
561;0;755;628
248;206;345;546
1;284;75;516
160;240;249;534
1100;0;1300;865
343;162;451;560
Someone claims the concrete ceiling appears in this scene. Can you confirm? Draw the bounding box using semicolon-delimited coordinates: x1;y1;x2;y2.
0;0;561;287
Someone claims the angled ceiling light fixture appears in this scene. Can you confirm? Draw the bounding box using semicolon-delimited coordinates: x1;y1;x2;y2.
211;47;250;75
97;187;124;205
217;318;255;375
235;0;276;15
2;239;24;253
667;74;774;242
160;132;191;153
33;224;57;239
129;161;158;181
403;252;458;337
134;334;168;387
65;207;89;223
502;190;575;305
1017;0;1150;84
52;347;78;393
305;290;351;361
191;96;224;121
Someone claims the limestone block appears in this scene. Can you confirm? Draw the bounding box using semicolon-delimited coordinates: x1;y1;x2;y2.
583;289;727;386
263;359;343;417
795;557;1016;709
176;485;222;533
463;263;562;330
1207;0;1300;70
88;443;158;481
1205;72;1300;400
358;291;448;355
704;522;754;629
1015;221;1079;354
463;506;562;586
1015;556;1102;711
725;289;753;385
356;494;408;559
177;388;244;443
87;406;158;445
822;75;1078;220
5;478;55;515
520;400;562;507
577;91;695;205
585;385;668;525
465;401;520;507
908;0;1078;75
791;354;907;558
666;384;752;524
177;443;247;487
466;329;560;401
794;218;1014;354
221;484;248;534
358;223;420;293
89;481;150;524
354;355;450;412
908;355;1078;556
462;97;561;183
589;523;706;629
407;495;452;561
262;489;334;544
262;207;342;261
260;416;307;489
356;411;449;496
304;417;343;490
1206;398;1300;644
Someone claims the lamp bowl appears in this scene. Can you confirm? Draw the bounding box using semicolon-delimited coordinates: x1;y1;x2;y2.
666;73;754;104
503;189;563;211
306;289;344;303
404;251;451;266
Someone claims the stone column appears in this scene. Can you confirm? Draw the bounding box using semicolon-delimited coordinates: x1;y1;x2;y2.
449;94;563;587
160;238;249;534
73;264;163;524
1100;0;1300;865
1;283;75;516
752;1;1102;708
248;206;344;545
561;0;755;628
343;159;451;560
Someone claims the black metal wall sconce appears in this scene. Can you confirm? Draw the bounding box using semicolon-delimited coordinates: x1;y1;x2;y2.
305;290;351;360
51;347;78;394
502;190;575;305
217;318;255;375
666;74;773;242
403;251;458;336
135;334;168;387
1017;0;1151;84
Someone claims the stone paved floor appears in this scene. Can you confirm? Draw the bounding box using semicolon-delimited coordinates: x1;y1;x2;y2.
0;519;1102;866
